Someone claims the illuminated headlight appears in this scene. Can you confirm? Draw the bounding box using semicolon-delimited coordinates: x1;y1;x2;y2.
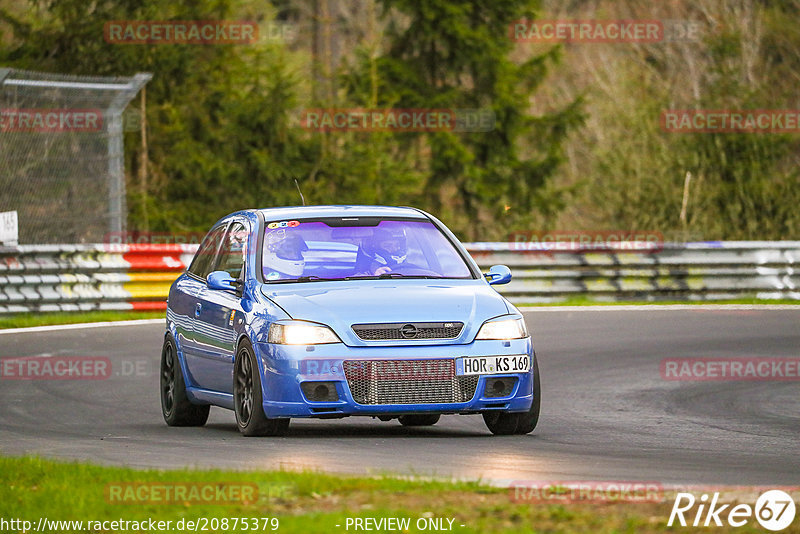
475;316;528;340
268;321;341;345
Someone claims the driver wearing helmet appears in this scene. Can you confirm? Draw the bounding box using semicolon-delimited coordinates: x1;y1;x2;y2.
263;230;308;280
357;227;408;276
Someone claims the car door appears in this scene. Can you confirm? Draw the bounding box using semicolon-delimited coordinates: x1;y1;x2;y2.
193;220;249;393
180;222;228;388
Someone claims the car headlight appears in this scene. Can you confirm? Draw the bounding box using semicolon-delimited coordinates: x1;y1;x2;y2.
268;321;341;345
475;316;528;340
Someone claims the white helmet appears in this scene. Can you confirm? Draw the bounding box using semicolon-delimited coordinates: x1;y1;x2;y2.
264;230;308;278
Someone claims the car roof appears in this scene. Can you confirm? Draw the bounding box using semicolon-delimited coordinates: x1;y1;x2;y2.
255;205;429;220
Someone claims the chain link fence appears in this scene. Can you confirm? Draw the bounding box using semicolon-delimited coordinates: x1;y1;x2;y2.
0;68;150;244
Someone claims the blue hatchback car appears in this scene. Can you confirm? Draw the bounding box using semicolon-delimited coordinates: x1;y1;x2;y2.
160;206;540;436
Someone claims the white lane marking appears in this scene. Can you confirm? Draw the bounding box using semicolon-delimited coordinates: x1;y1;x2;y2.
0;318;165;335
519;304;800;312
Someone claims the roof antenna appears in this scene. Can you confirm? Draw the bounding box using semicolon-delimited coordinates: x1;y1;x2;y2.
294;178;306;206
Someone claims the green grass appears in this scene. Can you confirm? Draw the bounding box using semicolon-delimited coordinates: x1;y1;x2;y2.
0;311;164;330
0;456;780;533
3;296;798;331
518;296;800;307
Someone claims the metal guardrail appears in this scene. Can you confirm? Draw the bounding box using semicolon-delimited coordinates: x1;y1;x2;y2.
1;242;799;313
0;244;195;314
468;241;800;303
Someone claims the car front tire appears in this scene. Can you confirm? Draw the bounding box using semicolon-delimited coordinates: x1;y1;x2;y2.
483;355;541;436
233;338;290;437
514;357;541;435
482;411;520;435
160;334;210;427
398;414;441;426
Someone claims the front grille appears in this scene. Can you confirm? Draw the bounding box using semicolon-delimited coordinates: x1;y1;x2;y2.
352;322;464;341
343;359;479;405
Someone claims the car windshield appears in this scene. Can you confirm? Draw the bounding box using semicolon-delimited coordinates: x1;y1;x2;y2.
261;218;473;282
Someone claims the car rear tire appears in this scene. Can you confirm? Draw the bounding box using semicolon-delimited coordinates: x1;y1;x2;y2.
514;357;541;435
234;339;290;437
398;414;441;426
160;334;210;427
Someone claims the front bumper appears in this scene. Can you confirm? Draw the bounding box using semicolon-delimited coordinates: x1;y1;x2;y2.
254;338;536;418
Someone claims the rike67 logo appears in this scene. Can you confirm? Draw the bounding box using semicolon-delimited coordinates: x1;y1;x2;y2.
668;490;796;531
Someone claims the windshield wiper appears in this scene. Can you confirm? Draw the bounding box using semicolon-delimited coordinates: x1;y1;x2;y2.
268;274;451;283
266;275;346;283
345;273;445;280
379;273;421;279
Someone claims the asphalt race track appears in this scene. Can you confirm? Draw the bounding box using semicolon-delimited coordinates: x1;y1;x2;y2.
1;309;798;486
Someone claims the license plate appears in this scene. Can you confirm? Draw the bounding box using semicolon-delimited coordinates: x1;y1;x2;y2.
457;355;530;376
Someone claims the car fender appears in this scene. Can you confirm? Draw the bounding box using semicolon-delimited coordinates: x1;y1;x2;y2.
163;328;196;390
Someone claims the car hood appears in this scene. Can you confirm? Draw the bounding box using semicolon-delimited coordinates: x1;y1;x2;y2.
260;280;510;346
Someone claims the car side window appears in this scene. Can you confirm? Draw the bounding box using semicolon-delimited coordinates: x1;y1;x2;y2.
216;221;248;280
188;224;227;279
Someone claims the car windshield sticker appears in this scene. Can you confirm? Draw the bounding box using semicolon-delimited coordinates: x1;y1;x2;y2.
267;220;300;229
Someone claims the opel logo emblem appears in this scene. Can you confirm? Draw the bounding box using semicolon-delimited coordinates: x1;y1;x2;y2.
400;324;418;339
